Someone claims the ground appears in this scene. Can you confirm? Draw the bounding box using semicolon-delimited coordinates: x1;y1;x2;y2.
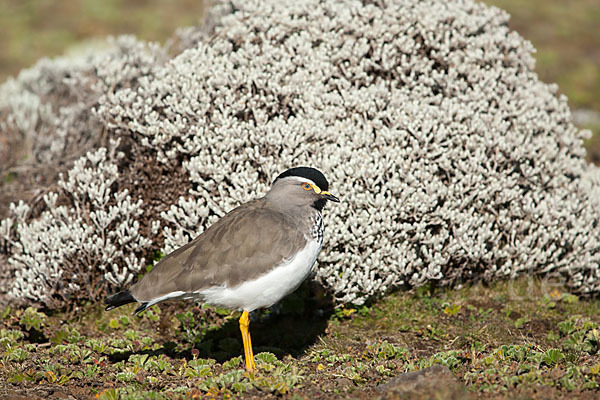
1;277;599;399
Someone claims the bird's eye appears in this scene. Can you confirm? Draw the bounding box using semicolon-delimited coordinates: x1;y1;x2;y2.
302;183;312;191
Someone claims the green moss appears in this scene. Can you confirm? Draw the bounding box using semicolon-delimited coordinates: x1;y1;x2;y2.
0;277;599;397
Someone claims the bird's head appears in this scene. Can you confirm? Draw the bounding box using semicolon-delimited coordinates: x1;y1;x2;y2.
268;167;340;211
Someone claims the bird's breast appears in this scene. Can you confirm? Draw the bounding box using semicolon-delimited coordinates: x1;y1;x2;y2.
197;238;322;311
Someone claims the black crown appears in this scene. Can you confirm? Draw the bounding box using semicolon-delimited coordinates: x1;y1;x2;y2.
274;167;329;191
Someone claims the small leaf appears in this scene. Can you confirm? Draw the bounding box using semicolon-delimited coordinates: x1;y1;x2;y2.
342;308;356;317
255;352;277;365
1;307;11;320
514;316;530;329
96;388;120;400
562;294;579;304
541;348;564;366
45;370;57;383
19;307;47;331
51;329;69;345
443;303;461;316
215;307;231;316
222;356;243;371
558;319;576;336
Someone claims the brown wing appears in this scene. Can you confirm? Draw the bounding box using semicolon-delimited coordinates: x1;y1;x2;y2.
130;200;307;302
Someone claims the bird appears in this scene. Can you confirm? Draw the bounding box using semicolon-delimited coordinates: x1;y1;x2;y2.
105;166;339;371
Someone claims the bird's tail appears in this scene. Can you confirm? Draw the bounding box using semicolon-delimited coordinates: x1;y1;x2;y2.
105;290;149;314
105;290;136;311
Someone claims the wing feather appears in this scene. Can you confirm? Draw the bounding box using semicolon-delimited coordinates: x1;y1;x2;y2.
130;201;307;302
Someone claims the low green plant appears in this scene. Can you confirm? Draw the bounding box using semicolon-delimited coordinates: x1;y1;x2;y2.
540;348;565;366
96;388;120;400
184;358;214;378
443;302;461;316
514;316;531;329
51;328;69;345
424;350;466;370
368;340;409;360
222;356;243;371
146;355;174;374
175;311;205;345
1;307;11;320
0;329;24;349
6;347;28;362
18;307;47;331
128;354;149;369
85;338;108;353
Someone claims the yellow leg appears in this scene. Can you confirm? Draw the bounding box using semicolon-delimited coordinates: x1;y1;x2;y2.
239;310;256;372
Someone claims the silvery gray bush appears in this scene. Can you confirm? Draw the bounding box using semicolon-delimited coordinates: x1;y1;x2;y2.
1;0;598;307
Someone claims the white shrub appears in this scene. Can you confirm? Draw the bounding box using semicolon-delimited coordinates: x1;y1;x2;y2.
1;145;153;305
0;36;165;165
2;0;599;306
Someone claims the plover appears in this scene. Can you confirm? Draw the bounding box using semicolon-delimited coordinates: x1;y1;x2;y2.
105;167;339;371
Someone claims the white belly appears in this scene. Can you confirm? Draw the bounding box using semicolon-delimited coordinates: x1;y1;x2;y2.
198;239;322;311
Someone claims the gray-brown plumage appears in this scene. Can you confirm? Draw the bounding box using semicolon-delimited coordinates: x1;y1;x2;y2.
105;167;339;371
130;201;309;305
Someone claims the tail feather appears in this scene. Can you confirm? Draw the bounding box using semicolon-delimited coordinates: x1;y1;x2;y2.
105;290;150;315
105;290;136;311
134;302;150;314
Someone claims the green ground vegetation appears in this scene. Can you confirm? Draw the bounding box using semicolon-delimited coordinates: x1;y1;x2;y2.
0;0;205;81
1;277;599;399
483;0;600;111
482;0;600;140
